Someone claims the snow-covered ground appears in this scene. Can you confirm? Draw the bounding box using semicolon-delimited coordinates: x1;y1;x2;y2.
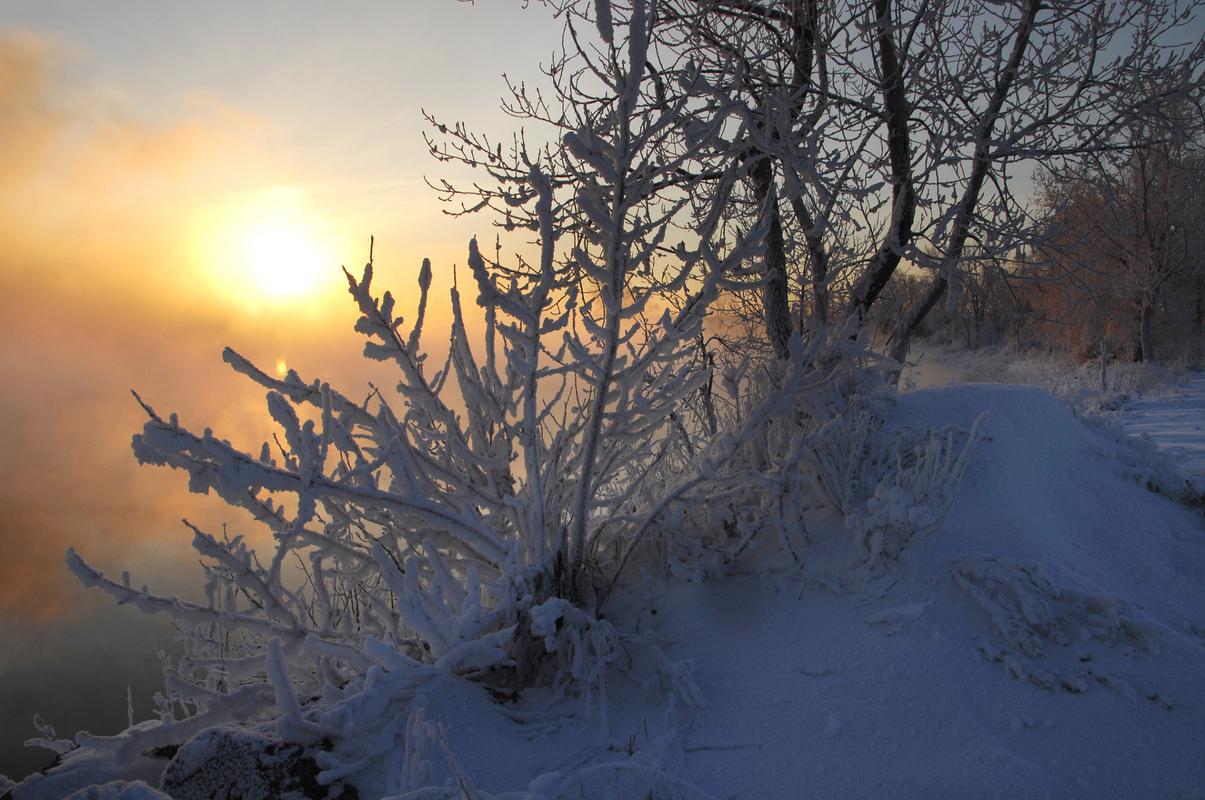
903;343;1205;489
8;380;1205;800
1116;372;1205;492
427;385;1205;799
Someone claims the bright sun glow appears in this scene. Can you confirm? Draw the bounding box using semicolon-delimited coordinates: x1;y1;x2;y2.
241;224;326;300
202;187;342;308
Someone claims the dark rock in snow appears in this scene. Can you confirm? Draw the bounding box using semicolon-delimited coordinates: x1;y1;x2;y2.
160;727;356;800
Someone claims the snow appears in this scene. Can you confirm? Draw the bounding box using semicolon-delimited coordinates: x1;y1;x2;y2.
156;726;353;800
1117;371;1205;491
313;384;1205;797
568;385;1203;799
15;378;1205;798
7;0;1200;790
902;343;1204;493
7;745;166;800
62;782;171;800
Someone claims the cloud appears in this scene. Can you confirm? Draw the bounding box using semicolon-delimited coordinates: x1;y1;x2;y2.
0;26;476;621
0;31;276;296
0;30;66;184
0;30;367;619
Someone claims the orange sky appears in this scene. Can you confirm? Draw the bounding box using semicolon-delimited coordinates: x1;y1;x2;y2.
0;4;557;619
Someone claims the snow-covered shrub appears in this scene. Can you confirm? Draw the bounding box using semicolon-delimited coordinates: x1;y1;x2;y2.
25;713;77;759
804;405;889;518
61;0;817;790
598;315;912;580
804;400;986;569
590;328;859;581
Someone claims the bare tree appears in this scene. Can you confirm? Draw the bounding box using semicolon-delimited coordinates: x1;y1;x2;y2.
886;0;1204;361
600;0;1204;366
1033;121;1205;363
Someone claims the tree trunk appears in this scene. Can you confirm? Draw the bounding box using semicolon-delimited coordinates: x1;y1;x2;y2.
845;0;916;318
889;0;1040;367
788;195;829;326
751;157;793;360
890;275;946;363
1131;307;1144;362
1139;290;1157;364
1194;276;1203;335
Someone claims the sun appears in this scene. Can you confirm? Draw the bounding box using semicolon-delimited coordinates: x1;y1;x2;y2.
239;222;326;300
201;187;341;308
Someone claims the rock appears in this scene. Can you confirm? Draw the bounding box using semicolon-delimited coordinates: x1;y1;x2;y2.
160;727;356;800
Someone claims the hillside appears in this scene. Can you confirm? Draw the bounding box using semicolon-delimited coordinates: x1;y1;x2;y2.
11;383;1205;799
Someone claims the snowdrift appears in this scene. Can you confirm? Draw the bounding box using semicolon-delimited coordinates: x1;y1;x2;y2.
636;384;1205;799
10;383;1205;800
432;384;1205;799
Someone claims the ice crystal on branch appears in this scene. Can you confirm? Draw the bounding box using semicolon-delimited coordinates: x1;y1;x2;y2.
63;3;829;786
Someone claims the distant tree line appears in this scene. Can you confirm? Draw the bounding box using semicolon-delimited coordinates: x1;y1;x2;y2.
908;125;1205;364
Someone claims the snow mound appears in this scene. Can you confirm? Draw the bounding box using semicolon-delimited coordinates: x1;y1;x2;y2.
897;384;1205;615
379;384;1205;799
13;384;1205;799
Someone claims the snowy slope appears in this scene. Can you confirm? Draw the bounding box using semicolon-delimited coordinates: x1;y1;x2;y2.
9;383;1205;799
434;384;1205;799
632;385;1205;799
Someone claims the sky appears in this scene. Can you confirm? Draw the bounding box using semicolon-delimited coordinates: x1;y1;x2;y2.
0;2;564;776
0;1;566;617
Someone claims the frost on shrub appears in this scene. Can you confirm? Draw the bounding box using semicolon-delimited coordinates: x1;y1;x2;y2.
26;713;77;757
804;403;986;568
157;726;353;800
60;0;822;790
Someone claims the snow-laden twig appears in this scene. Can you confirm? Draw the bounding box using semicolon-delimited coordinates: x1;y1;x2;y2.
64;6;803;791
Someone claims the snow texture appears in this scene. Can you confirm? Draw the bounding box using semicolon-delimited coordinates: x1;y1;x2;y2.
6;745;166;800
61;782;171;800
1116;371;1205;493
21;381;1205;798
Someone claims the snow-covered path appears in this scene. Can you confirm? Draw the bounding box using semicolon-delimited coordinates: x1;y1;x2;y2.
901;344;1205;489
1117;371;1205;487
638;385;1205;799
